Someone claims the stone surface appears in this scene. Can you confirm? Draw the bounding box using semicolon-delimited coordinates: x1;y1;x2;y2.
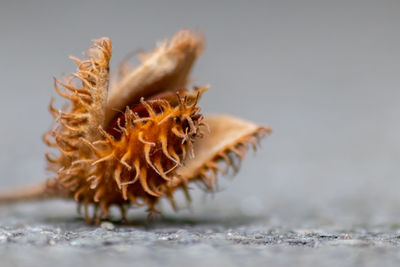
1;201;400;267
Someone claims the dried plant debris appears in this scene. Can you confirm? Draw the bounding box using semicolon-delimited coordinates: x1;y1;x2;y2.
0;30;271;224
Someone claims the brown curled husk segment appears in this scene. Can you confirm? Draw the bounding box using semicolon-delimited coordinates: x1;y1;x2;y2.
44;37;112;156
105;29;204;126
43;38;112;212
168;115;271;193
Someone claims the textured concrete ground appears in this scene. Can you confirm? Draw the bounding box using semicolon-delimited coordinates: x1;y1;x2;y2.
1;200;400;267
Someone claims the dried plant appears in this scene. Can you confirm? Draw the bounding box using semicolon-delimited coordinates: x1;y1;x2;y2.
0;30;271;224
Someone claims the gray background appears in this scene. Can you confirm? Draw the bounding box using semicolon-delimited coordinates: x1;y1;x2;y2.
1;0;400;266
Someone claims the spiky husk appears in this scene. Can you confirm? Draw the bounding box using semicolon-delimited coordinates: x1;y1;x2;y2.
42;34;209;223
159;115;271;207
70;89;205;223
44;39;111;172
43;38;113;210
37;31;270;224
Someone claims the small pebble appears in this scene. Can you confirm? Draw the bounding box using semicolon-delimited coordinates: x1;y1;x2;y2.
100;222;115;231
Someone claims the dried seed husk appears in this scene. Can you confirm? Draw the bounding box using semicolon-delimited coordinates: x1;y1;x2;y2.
105;30;204;126
44;38;112;196
0;31;270;225
174;114;271;190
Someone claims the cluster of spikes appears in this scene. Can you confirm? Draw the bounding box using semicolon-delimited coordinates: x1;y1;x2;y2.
0;30;271;224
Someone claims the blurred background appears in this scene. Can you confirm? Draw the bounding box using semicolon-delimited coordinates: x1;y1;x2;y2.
1;0;400;225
